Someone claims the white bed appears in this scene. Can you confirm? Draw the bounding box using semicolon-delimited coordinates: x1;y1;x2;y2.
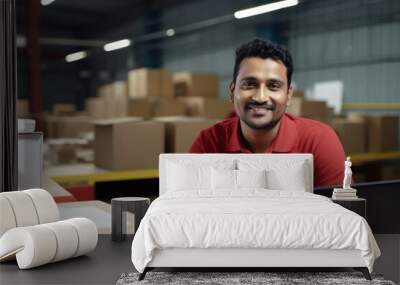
131;154;380;280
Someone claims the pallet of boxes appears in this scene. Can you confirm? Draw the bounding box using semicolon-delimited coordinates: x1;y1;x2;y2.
90;68;224;172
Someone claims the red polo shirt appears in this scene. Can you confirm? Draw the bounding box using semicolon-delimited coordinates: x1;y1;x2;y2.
190;113;346;187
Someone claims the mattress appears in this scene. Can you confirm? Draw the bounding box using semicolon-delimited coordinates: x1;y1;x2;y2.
131;190;380;273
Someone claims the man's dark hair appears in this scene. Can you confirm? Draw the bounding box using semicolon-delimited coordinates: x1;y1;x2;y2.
233;38;293;87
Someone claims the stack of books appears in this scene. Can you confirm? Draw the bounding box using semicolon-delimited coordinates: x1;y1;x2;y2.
332;188;358;200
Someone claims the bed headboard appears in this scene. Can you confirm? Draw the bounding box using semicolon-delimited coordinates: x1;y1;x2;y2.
159;153;314;195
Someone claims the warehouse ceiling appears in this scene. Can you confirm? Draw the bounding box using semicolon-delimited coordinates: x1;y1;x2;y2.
15;0;400;62
16;0;186;38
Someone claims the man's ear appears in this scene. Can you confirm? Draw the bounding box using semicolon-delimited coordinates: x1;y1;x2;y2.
286;85;293;107
229;81;235;103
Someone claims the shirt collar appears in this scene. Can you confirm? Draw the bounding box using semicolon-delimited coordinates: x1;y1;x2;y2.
226;113;298;153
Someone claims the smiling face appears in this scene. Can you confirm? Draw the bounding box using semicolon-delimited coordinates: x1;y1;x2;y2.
230;57;292;130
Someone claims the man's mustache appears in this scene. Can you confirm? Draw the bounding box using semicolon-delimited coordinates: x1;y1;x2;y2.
246;102;275;111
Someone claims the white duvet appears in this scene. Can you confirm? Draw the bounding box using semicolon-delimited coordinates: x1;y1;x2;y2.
131;190;380;273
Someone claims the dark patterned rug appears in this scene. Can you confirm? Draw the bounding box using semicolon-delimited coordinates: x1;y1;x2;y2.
116;271;396;285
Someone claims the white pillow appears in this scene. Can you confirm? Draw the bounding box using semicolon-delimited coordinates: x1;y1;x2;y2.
236;169;267;189
167;162;211;192
165;159;236;193
211;168;236;190
237;159;308;192
211;169;267;191
266;167;306;192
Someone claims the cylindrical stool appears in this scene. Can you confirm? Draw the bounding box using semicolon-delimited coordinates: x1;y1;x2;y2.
111;197;150;242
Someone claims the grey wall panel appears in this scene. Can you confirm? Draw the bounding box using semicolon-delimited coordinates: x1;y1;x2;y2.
289;20;400;109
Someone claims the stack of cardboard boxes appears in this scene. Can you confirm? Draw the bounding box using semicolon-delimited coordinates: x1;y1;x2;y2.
172;72;233;119
286;91;333;123
127;68;184;118
286;91;399;156
86;81;129;119
42;67;399;174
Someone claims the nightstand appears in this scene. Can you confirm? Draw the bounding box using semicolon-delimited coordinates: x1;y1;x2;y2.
332;198;366;219
111;197;150;242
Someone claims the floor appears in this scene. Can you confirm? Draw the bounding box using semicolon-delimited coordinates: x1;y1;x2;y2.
1;235;398;285
0;235;134;285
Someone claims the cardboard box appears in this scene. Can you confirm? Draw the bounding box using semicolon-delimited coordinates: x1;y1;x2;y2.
331;118;366;155
94;118;164;170
179;97;233;119
86;97;106;119
96;81;129;118
153;116;216;153
52;104;76;116
173;72;218;98
287;97;329;122
153;98;186;117
127;98;155;119
56;116;94;138
128;68;173;99
365;115;399;152
17;99;30;118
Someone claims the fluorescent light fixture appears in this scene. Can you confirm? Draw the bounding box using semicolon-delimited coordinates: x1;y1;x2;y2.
65;51;87;63
234;0;298;19
104;39;131;52
41;0;56;6
166;29;175;37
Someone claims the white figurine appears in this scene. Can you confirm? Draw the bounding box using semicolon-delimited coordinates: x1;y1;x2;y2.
343;156;352;190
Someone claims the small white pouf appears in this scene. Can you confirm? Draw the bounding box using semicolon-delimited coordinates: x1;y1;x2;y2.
0;218;98;269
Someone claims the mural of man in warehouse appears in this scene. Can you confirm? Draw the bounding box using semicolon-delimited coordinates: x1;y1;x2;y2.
190;38;346;187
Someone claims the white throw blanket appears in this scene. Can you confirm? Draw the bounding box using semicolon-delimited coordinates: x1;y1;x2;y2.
131;190;380;273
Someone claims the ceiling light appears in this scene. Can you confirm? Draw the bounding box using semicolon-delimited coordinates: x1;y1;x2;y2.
234;0;299;19
65;51;87;63
41;0;56;6
166;29;175;37
104;39;131;52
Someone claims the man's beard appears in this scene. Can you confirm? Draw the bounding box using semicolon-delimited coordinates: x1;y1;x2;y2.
240;102;283;130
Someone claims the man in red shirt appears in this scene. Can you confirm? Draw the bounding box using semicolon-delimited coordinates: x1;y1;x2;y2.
190;39;346;187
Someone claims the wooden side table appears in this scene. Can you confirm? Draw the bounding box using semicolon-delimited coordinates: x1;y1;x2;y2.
332;198;367;219
111;197;150;242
